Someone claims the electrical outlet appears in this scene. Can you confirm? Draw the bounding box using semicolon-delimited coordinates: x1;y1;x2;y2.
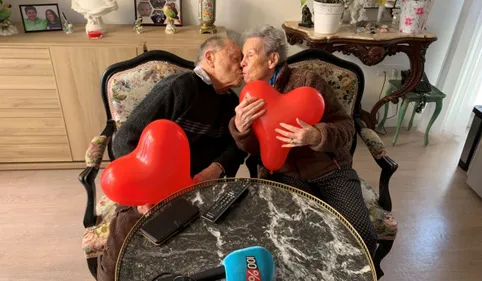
378;66;397;78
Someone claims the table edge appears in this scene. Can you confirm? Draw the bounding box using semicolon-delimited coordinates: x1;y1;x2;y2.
281;22;439;44
114;178;377;281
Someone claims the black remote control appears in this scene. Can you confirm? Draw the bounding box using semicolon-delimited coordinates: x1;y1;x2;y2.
202;180;251;223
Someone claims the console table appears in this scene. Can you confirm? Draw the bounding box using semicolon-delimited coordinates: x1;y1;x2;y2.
282;21;437;129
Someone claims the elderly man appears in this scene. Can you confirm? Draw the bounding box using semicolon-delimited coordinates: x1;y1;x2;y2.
97;36;247;281
229;25;377;257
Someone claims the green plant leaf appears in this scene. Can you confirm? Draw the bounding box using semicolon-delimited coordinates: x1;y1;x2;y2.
300;0;307;6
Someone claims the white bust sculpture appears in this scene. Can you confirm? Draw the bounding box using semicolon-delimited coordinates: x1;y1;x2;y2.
72;0;118;34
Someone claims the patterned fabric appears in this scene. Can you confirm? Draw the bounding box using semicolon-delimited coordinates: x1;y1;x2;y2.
360;179;398;241
289;59;359;115
360;128;387;159
81;196;118;259
85;135;110;168
107;61;191;128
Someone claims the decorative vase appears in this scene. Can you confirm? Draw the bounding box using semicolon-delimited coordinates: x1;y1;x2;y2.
399;0;434;34
199;0;216;34
313;2;344;34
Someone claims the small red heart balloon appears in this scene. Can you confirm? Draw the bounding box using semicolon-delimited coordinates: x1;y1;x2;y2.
240;80;325;171
100;119;194;206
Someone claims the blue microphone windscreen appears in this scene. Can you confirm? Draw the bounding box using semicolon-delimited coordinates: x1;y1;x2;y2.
222;246;275;281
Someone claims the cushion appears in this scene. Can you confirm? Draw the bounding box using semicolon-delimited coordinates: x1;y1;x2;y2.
85;135;110;168
289;59;359;115
81;196;118;259
107;61;191;128
360;179;397;241
360;128;387;159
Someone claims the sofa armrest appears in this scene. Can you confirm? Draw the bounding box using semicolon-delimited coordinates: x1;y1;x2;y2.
355;117;398;212
78;120;116;228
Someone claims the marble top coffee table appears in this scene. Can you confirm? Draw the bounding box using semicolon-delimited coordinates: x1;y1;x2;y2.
115;178;376;281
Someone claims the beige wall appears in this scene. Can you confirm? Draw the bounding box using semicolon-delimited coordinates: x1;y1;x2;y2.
10;0;463;128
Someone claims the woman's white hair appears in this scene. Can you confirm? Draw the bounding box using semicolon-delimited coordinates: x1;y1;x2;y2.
241;24;288;67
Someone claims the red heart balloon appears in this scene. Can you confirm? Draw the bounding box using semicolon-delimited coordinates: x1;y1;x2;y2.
240;80;325;171
100;120;194;206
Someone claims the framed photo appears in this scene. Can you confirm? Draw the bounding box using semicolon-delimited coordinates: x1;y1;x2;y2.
19;4;63;33
134;0;182;26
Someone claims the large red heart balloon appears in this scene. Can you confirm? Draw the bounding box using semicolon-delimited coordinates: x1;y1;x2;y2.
240;80;325;171
100;119;194;206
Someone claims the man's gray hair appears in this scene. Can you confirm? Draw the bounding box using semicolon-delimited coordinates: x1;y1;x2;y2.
241;25;288;67
195;36;226;66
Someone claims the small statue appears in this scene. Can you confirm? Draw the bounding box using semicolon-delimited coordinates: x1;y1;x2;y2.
348;0;367;25
163;2;178;34
133;17;143;34
62;12;73;34
0;1;18;36
298;5;314;28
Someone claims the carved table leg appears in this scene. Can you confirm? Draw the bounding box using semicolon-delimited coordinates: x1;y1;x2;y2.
368;42;432;129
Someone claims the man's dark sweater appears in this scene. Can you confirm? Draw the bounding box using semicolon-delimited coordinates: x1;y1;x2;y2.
112;71;246;177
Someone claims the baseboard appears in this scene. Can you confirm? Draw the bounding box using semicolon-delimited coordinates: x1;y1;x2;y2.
0;161;110;171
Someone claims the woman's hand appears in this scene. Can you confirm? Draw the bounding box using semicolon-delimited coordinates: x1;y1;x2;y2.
275;118;322;148
193;163;223;183
234;95;266;133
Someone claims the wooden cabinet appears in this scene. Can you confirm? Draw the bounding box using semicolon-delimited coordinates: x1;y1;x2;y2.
51;47;137;161
0;48;71;163
0;24;226;170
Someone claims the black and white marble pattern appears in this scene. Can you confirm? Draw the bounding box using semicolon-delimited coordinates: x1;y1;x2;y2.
117;180;374;281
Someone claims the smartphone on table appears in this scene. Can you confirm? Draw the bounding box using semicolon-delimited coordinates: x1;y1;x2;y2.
140;197;200;246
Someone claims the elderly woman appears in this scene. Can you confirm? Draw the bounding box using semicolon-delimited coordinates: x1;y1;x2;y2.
229;25;377;257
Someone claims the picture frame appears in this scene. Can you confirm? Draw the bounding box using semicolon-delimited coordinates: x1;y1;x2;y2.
19;3;63;33
134;0;183;26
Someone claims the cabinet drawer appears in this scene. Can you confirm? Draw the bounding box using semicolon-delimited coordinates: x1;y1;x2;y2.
0;58;54;76
0;48;50;59
0;76;57;90
0;118;67;136
0;90;62;118
0;143;72;162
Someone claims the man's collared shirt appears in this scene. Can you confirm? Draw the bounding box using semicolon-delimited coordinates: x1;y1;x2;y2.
193;66;212;85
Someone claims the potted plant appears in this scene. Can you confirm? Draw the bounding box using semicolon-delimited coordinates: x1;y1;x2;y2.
313;0;348;34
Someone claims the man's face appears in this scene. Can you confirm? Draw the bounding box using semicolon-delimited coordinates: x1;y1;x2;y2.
212;40;243;88
26;9;37;21
241;37;273;83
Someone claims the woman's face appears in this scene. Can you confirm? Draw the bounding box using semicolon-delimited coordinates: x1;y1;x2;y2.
46;11;55;22
241;37;277;83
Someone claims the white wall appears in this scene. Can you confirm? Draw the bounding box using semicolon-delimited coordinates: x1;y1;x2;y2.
9;0;462;128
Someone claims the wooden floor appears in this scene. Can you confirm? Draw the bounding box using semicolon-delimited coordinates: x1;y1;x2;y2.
1;130;481;281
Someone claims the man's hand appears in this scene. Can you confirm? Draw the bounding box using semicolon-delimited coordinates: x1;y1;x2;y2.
234;95;266;133
275;118;322;148
193;163;224;183
137;203;153;215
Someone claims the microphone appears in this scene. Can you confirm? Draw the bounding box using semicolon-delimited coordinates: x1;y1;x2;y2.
189;246;275;281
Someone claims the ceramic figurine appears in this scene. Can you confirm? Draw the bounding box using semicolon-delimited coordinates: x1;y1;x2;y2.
298;5;314;28
62;12;73;34
163;2;179;34
133;17;143;34
71;0;119;35
0;1;18;36
348;0;367;25
379;24;389;33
